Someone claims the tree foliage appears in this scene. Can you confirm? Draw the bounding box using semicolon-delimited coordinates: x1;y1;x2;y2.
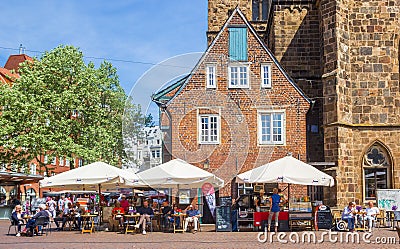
0;45;141;174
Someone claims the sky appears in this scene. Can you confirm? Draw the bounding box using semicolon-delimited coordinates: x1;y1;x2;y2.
0;0;208;119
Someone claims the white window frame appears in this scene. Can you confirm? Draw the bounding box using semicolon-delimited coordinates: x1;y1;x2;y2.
59;156;64;166
261;64;272;88
78;158;83;167
65;158;70;167
206;65;217;88
198;114;220;144
30;163;36;175
51;156;57;165
258;110;286;145
228;64;250;88
44;155;48;164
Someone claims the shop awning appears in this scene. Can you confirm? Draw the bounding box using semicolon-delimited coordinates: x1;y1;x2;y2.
0;172;44;185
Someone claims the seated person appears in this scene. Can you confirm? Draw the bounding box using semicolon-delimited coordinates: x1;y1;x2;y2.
169;205;181;228
54;202;72;231
73;202;85;230
364;201;379;232
152;201;159;213
160;201;172;229
11;205;24;237
342;201;356;232
184;204;201;233
134;200;154;235
22;204;49;236
111;201;125;228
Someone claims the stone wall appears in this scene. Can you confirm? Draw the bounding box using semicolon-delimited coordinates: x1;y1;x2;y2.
322;0;400;208
269;2;325;162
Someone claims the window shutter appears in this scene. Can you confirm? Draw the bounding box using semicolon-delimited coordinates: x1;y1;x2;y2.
229;27;248;61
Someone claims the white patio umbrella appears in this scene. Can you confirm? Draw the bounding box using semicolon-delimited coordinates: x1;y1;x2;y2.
40;161;147;190
237;156;334;187
136;158;224;189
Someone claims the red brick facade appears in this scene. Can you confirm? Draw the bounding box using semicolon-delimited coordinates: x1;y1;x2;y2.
156;9;310;196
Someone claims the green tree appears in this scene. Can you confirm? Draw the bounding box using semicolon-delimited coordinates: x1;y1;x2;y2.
0;45;133;174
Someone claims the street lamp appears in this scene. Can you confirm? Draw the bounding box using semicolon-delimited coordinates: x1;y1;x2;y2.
203;159;209;169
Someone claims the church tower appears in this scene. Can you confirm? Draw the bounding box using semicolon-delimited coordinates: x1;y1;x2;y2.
207;0;271;45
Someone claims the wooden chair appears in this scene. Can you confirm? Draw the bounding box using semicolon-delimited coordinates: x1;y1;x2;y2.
187;214;202;232
331;209;342;227
375;209;386;228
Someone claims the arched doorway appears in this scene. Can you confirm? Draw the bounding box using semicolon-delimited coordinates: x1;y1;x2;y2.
363;143;392;201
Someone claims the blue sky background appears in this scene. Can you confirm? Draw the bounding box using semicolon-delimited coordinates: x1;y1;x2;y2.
0;0;208;102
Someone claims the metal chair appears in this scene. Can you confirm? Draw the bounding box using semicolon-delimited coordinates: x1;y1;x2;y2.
7;218;20;235
392;211;400;230
35;216;50;236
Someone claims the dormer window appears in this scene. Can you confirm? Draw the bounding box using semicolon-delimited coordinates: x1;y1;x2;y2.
206;65;216;88
229;27;248;61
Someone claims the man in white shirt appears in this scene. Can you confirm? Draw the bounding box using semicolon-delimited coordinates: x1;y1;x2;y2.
365;201;379;232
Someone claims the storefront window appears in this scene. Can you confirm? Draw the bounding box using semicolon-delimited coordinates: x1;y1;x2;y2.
0;187;6;206
363;144;391;200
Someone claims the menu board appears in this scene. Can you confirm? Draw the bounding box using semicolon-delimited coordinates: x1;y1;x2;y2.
216;206;232;232
219;196;232;206
315;205;332;230
376;189;400;211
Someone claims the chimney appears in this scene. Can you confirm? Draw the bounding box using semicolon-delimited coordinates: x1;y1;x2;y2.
19;44;25;54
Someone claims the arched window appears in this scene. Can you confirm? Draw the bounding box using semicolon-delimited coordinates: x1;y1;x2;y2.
363;143;392;200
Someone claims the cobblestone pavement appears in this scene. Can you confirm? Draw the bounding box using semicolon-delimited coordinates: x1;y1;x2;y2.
1;220;399;249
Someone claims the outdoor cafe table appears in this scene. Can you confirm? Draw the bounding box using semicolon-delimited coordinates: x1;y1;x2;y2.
81;214;98;234
354;210;367;231
172;213;186;233
124;213;140;234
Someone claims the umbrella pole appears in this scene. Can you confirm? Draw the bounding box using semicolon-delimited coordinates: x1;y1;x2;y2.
98;184;102;226
287;183;290;211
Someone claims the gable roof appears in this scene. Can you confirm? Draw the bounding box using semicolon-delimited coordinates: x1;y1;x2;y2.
4;54;33;73
0;67;19;84
154;7;312;106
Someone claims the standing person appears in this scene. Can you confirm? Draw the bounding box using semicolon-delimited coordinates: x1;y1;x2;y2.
119;195;130;213
134;194;142;208
46;197;57;218
57;195;65;215
231;198;239;232
364;201;379;232
342;201;356;232
134;200;154;235
268;188;281;232
11;205;24;237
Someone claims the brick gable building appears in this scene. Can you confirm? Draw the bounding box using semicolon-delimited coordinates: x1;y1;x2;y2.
153;8;311;197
